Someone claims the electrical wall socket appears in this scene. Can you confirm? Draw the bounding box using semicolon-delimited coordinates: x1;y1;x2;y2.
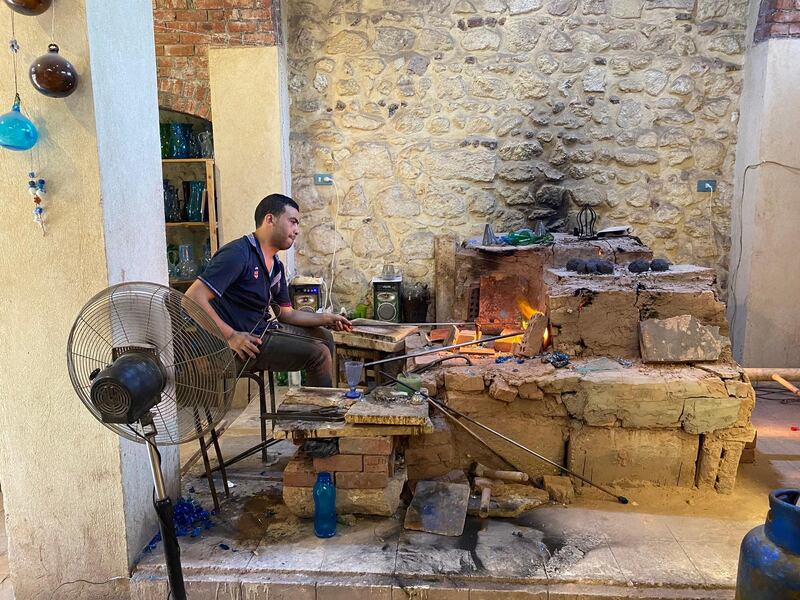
697;179;717;192
314;173;333;186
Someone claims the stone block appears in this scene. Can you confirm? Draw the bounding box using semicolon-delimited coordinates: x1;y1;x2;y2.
697;426;755;494
639;315;725;363
637;288;728;335
339;436;394;456
518;382;544;400
489;376;519;403
318;582;392;600
681;394;742;434
283;456;317;488
543;475;575;504
567;423;698;487
454;416;570;479
549;287;640;357
444;367;486;391
408;414;453;448
336;471;390;489
284;466;407;517
405;444;455;466
313;454;363;472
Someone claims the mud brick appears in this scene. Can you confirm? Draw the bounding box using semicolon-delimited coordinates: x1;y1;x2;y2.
364;454;395;477
283;457;316;488
338;436;394;456
313;454;363;473
336;471;390;489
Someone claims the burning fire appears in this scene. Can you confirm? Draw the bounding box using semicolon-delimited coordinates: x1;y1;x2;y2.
516;297;550;347
517;297;541;325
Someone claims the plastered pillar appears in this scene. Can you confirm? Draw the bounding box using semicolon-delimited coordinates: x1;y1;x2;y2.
0;1;173;597
730;19;800;367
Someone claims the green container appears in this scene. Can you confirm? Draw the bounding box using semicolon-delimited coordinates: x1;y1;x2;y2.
395;373;422;393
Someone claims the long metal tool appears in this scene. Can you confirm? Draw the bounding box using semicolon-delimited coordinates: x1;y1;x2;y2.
382;371;629;505
364;330;523;368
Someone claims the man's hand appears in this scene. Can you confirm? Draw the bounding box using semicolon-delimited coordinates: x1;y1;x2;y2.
323;313;353;332
227;331;262;359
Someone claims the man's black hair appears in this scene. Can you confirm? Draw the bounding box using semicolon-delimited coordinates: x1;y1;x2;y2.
254;194;300;227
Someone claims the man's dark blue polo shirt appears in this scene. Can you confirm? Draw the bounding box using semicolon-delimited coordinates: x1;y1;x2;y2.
199;233;291;336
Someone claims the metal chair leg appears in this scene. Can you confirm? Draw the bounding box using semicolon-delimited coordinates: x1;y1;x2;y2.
198;434;220;512
209;425;229;499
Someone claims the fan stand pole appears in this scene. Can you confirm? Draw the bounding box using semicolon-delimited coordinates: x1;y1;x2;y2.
144;425;187;600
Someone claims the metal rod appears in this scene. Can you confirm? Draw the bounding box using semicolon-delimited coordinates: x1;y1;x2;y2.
364;331;523;368
744;368;800;382
144;431;168;501
382;372;629;504
352;318;475;327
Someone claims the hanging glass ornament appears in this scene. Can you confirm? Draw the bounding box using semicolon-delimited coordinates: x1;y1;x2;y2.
0;94;39;151
3;0;52;16
29;43;77;97
28;171;47;234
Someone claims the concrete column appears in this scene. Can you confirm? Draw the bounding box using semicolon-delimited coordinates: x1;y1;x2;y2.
208;46;293;270
0;1;172;597
730;33;800;366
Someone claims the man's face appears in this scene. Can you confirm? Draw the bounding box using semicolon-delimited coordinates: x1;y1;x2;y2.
266;206;300;250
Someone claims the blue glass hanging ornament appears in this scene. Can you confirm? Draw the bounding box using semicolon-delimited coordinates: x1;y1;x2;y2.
28;171;46;234
0;94;39;151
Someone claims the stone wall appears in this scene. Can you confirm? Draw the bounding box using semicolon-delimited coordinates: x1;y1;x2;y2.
153;0;279;118
285;0;749;308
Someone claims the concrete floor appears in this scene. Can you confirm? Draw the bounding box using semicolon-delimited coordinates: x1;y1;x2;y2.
0;383;798;599
130;381;800;599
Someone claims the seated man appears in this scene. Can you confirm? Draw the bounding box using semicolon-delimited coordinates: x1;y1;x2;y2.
186;193;351;386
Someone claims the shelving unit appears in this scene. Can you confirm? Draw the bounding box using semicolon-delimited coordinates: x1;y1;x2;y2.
162;158;219;290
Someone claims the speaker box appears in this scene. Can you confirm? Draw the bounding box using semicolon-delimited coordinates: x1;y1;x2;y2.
290;276;322;313
372;277;402;323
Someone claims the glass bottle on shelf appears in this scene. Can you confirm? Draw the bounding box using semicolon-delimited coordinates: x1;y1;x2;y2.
167;122;193;159
186;181;205;222
167;244;180;279
199;240;212;274
176;244;199;280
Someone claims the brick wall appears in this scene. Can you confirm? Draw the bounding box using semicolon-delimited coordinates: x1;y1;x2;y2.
153;0;279;118
755;0;800;42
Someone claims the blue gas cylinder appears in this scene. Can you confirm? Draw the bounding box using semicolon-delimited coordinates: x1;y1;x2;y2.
313;472;336;538
736;489;800;599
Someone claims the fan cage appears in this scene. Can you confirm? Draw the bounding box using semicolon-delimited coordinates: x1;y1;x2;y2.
67;282;237;446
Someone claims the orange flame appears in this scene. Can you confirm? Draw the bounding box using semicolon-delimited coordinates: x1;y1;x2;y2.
516;297;541;321
543;326;550;346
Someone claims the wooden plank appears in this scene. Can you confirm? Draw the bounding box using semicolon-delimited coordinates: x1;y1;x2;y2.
333;330;408;353
206;160;219;252
345;397;429;426
283;386;356;408
435;234;457;323
272;417;435;440
349;320;420;341
404;481;470;536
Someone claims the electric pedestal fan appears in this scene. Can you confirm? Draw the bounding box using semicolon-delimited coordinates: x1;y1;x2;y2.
66;282;238;600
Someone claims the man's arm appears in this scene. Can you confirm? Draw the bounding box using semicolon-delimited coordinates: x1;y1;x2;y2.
277;305;352;332
185;279;262;359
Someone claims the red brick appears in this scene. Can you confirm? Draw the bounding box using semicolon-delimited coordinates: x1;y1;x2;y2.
227;20;258;33
234;8;272;19
363;455;389;473
338;436;394;456
774;0;796;8
243;32;276;44
155;32;181;44
790;22;800;33
164;44;195;56
770;22;791;34
283;457;317;488
174;9;206;20
772;9;800;21
194;0;226;8
335;471;389;489
313;454;363;472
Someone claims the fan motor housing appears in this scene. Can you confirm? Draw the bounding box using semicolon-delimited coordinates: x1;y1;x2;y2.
91;352;166;424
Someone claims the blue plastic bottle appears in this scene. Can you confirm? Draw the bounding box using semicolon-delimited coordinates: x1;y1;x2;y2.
313;472;336;538
736;489;800;599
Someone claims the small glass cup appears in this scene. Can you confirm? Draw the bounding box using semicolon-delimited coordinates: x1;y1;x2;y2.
344;360;364;399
